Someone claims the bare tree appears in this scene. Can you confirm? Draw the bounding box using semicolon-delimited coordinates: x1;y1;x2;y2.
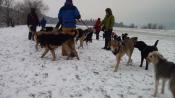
1;0;48;26
0;0;4;6
1;0;14;26
23;0;48;18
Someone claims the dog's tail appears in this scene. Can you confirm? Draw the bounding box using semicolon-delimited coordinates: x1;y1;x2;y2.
153;40;159;47
169;73;175;98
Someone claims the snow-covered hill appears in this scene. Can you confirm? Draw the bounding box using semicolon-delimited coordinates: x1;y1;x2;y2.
0;26;175;98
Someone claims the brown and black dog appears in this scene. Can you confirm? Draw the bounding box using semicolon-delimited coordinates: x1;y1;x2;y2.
147;51;175;98
34;29;79;61
76;28;94;48
110;36;137;72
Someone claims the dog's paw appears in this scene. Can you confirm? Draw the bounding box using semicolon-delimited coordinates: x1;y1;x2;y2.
114;68;118;72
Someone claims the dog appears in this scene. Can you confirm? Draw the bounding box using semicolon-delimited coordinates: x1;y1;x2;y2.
121;33;129;40
35;30;79;61
134;40;159;70
110;36;138;72
147;51;175;98
40;26;54;32
76;28;93;48
35;27;62;50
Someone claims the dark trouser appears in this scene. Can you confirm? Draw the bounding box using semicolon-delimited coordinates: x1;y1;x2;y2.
96;31;100;40
28;26;36;40
104;30;112;48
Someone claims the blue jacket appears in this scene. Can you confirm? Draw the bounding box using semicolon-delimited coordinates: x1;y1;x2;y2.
40;18;47;28
58;5;81;28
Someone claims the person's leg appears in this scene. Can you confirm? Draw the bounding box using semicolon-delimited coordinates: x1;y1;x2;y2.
102;31;108;49
97;32;100;40
32;26;36;40
106;30;112;50
28;32;32;40
28;26;32;40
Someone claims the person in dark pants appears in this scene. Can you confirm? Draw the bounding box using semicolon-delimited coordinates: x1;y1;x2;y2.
94;18;101;40
101;8;115;50
27;8;39;40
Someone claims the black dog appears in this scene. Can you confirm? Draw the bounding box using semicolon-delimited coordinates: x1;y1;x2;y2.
40;26;54;32
134;40;159;70
36;32;79;61
121;33;129;40
76;28;93;43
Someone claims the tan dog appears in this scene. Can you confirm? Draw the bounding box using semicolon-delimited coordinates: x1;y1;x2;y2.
147;51;175;98
110;37;137;72
61;28;79;58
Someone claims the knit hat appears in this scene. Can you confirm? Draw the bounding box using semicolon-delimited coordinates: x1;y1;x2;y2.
65;0;73;5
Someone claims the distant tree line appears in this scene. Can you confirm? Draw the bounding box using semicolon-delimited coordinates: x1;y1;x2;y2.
0;0;48;27
77;19;165;30
141;23;164;29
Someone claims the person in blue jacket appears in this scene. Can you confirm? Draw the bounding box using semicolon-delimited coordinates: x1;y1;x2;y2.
58;0;81;58
40;17;47;30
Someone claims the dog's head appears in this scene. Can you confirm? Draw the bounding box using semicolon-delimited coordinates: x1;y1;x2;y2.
110;39;121;55
122;33;129;40
147;51;164;65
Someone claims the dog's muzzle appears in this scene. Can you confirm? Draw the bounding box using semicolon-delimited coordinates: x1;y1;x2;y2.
112;48;120;55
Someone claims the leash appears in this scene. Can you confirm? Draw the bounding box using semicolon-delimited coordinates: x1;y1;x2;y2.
79;19;89;29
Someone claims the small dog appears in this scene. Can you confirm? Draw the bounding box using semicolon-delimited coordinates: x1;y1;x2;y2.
147;51;175;98
134;40;159;70
110;36;138;72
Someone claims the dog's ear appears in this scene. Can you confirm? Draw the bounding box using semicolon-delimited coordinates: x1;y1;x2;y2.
116;36;122;41
153;40;159;47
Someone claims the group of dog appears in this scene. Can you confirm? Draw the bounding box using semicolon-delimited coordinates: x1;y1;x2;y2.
33;27;175;98
110;33;175;98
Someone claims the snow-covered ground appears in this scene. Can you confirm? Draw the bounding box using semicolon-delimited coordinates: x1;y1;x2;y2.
0;26;175;98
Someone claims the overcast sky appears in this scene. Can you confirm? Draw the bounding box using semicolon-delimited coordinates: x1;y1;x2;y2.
17;0;175;25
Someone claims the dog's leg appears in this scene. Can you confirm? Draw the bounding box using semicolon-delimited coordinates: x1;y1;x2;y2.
153;79;159;97
71;42;80;60
114;55;121;72
50;49;56;61
41;48;49;58
145;60;149;70
127;52;133;66
161;79;166;94
35;43;38;51
140;56;144;67
170;76;175;98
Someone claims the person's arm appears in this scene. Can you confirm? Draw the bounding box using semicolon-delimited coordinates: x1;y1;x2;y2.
109;16;115;29
74;7;81;20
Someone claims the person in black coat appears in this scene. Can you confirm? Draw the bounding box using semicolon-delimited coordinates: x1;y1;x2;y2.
27;8;39;40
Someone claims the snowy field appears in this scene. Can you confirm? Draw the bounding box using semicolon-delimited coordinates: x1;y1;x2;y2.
0;25;175;98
